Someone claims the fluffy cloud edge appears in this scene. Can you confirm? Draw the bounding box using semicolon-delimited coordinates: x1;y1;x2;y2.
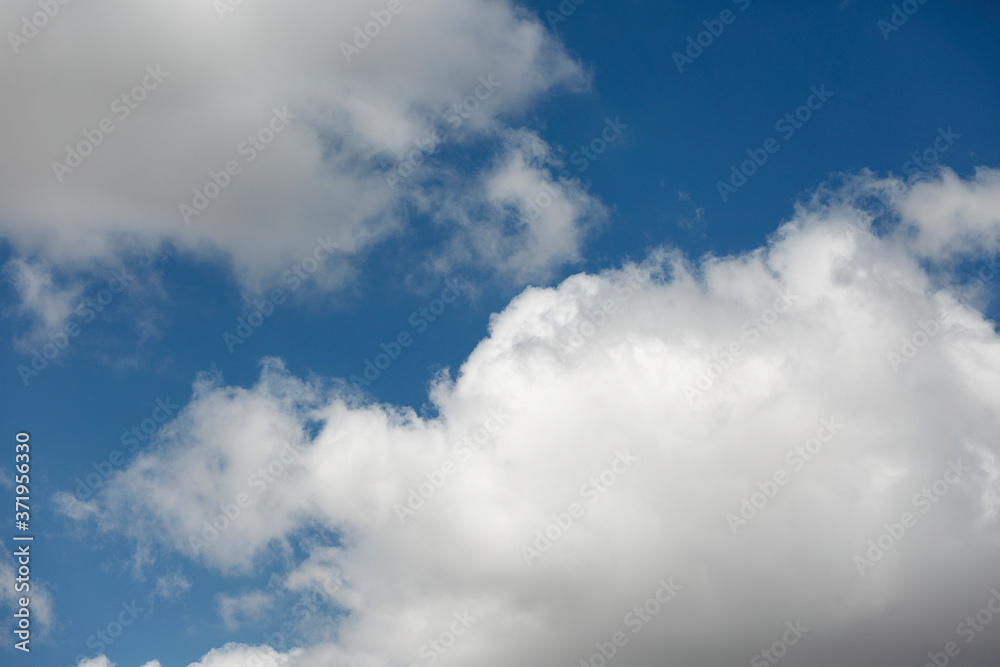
66;168;1000;667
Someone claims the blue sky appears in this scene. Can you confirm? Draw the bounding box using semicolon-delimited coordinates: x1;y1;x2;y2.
2;1;1000;666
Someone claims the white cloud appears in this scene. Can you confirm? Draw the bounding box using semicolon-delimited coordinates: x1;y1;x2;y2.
0;0;589;290
74;659;164;667
53;491;100;520
677;190;706;232
895;166;1000;259
75;657;115;667
424;129;607;282
0;544;55;642
188;643;299;667
218;590;274;630
83;169;1000;665
2;257;84;349
152;570;191;602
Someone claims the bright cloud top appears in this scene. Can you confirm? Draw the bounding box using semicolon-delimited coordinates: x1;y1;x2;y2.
72;169;1000;666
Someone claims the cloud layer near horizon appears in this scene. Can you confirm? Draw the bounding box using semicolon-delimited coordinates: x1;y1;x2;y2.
64;169;1000;666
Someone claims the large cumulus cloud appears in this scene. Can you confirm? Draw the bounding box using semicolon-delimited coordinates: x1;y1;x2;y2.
70;169;1000;666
